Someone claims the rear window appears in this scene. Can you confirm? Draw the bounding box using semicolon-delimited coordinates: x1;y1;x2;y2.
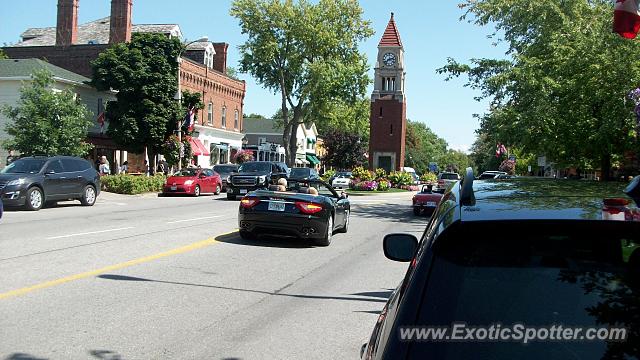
410;221;640;360
439;173;460;180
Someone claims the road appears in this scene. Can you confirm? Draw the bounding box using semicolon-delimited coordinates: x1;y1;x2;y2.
0;190;426;360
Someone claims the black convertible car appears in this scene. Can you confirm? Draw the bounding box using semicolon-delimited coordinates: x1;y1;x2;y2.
237;179;350;246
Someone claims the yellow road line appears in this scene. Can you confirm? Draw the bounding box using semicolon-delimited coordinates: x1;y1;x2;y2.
0;230;237;301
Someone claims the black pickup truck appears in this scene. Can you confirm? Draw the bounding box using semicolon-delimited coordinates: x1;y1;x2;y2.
226;161;289;200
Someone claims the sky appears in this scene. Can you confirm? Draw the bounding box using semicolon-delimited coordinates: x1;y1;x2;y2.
0;1;507;153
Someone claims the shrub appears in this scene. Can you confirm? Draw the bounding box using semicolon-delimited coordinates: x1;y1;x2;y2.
321;169;336;183
388;171;413;187
352;166;374;181
374;168;387;181
101;174;166;195
377;180;391;191
420;172;437;183
352;180;378;191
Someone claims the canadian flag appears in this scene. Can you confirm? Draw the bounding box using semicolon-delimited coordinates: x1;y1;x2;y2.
614;0;640;39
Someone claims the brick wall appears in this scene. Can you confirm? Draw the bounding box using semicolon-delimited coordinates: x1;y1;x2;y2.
369;98;406;170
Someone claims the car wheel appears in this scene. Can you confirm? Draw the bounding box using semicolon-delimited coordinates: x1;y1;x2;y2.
194;185;201;197
413;207;421;215
314;215;333;246
239;230;255;240
25;187;44;211
337;210;349;233
80;185;97;206
227;192;236;200
214;184;221;195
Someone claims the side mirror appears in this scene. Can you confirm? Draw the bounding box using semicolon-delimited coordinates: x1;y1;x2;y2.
383;233;418;262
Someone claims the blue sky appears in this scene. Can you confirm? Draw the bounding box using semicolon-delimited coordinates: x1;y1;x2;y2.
0;1;506;153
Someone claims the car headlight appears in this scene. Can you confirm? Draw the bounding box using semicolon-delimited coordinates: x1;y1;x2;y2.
7;178;26;186
226;176;231;183
184;180;194;186
258;175;266;183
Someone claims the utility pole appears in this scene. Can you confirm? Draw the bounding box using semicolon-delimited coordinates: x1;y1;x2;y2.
175;56;183;171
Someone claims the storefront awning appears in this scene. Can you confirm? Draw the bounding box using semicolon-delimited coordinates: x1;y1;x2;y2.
306;154;321;165
189;138;210;156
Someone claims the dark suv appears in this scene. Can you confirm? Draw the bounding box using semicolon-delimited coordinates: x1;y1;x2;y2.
362;169;640;360
0;156;100;211
226;161;289;200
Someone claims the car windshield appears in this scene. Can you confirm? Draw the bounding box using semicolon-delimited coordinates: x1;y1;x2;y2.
173;169;198;177
440;173;459;180
290;168;310;178
1;158;46;174
213;165;236;174
410;221;640;360
238;162;270;173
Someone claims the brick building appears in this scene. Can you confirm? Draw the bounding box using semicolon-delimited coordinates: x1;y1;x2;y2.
369;13;407;172
3;0;246;170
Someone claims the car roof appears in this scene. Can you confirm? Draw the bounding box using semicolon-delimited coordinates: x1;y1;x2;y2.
455;177;636;222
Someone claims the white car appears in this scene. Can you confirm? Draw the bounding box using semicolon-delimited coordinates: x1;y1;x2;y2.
331;175;352;189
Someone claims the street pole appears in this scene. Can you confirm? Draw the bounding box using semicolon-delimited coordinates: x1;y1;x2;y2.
176;56;183;171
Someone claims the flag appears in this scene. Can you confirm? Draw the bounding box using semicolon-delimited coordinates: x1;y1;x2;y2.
97;111;105;133
182;107;195;132
614;0;640;39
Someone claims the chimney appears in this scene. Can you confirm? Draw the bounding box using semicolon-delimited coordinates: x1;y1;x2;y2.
109;0;133;44
212;42;228;74
56;0;79;46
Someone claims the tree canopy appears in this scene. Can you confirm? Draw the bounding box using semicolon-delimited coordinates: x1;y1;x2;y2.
322;130;367;170
2;70;92;157
91;33;183;164
438;0;640;180
231;0;373;166
404;120;447;173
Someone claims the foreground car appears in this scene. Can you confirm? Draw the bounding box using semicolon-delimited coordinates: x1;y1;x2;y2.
0;156;100;211
363;170;640;360
238;179;350;246
412;185;443;216
163;168;221;196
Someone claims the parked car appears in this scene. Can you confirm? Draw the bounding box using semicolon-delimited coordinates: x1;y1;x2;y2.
238;179;350;246
226;161;289;200
412;184;443;216
331;172;353;189
362;170;640;360
289;167;320;180
478;170;507;179
163;168;221;196
435;171;460;192
0;156;100;211
213;164;238;191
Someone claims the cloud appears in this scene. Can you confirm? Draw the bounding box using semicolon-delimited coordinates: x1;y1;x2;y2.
449;144;470;154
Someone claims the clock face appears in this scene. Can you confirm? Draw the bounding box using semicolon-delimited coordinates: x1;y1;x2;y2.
383;52;396;66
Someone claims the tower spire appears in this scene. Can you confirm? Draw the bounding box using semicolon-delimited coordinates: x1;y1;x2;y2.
378;12;403;48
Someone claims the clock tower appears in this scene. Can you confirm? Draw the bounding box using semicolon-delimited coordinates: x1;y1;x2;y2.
369;13;406;172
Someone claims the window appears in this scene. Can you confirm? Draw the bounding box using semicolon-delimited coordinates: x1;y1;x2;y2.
379;106;383;117
234;110;239;129
391;77;396;91
45;160;64;173
207;103;213;125
259;137;266;145
390;124;393;135
221;106;227;128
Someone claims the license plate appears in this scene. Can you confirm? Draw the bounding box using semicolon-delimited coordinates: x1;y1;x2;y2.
426;201;436;207
170;186;177;191
268;201;286;211
240;189;248;194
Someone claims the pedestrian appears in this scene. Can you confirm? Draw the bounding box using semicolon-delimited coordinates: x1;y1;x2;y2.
99;156;110;176
6;150;17;166
120;161;128;174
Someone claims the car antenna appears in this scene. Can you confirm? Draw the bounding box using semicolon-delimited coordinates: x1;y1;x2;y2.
624;175;640;206
460;167;476;206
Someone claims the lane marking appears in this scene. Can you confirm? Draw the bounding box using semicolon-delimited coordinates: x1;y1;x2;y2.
167;215;223;224
46;227;134;240
0;230;238;301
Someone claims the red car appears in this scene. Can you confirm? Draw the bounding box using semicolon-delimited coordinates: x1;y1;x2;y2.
163;168;222;196
412;184;443;215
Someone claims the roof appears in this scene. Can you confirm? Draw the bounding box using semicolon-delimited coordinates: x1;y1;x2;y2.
459;178;635;222
186;40;215;52
242;118;284;134
13;17;182;47
0;58;90;84
378;13;403;48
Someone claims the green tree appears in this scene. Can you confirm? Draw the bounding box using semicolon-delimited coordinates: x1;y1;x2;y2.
404;120;448;173
437;149;471;174
2;70;92;156
91;33;183;167
315;98;370;137
231;0;373;166
245;113;267;119
323;130;367;170
438;0;640;180
0;49;8;59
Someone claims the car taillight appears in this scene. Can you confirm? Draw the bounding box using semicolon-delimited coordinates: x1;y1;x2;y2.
240;196;260;208
295;201;323;214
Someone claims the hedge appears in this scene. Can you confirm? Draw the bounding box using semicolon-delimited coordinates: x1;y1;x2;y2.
101;175;166;195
